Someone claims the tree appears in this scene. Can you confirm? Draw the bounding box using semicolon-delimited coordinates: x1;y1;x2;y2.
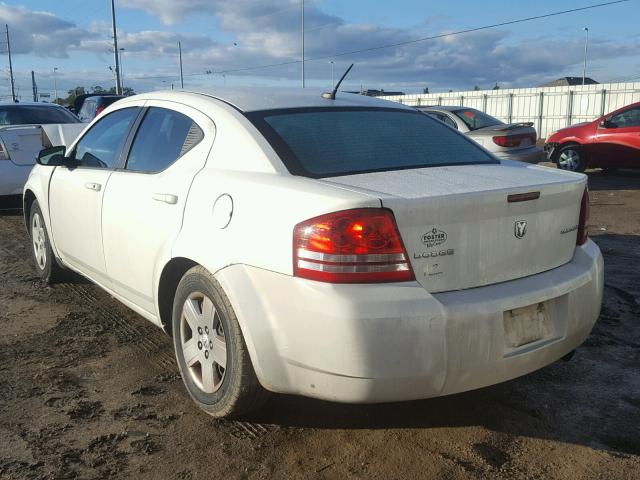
473;85;480;91
492;82;500;90
62;86;86;106
106;86;135;95
422;86;429;94
91;85;107;94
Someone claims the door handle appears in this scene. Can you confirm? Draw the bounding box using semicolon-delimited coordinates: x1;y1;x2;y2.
84;182;102;192
152;193;178;205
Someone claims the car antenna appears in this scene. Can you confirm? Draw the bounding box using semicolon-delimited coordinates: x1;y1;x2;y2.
322;63;354;100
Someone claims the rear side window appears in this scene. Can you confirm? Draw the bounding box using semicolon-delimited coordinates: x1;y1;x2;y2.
452;108;502;131
126;107;203;173
248;107;496;178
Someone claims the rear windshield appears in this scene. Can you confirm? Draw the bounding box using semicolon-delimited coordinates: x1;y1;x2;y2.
452;108;502;131
247;107;497;178
99;97;124;108
0;105;80;125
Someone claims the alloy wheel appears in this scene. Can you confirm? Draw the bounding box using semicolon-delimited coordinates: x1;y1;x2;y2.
557;148;581;171
31;212;47;270
180;292;227;393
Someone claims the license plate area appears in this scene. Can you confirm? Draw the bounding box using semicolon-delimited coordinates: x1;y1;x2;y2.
503;302;552;348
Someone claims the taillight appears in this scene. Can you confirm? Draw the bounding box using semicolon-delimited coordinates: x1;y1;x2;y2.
492;133;536;148
293;208;415;283
95;105;106;117
577;188;589;245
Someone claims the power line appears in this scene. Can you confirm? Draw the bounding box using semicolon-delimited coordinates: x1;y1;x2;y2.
131;0;633;82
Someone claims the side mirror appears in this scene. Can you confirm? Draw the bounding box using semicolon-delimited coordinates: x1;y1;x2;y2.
600;118;616;129
37;146;67;166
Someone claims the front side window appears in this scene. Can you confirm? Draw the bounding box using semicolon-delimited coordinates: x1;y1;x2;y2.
73;107;139;168
0;105;80;125
126;107;203;173
609;107;640;128
452;108;503;131
247;107;497;178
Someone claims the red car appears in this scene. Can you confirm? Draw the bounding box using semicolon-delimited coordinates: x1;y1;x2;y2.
545;101;640;172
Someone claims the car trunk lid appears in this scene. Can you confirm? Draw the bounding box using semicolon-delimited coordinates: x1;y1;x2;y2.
0;123;84;166
322;162;585;293
468;123;537;151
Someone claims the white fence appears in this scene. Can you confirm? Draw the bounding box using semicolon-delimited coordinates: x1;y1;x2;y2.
380;82;640;139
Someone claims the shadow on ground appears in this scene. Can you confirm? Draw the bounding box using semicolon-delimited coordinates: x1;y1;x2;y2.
587;169;640;191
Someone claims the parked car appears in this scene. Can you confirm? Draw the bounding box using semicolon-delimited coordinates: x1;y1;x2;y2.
418;106;545;163
24;89;602;417
0;103;84;197
76;94;126;122
545;101;640;172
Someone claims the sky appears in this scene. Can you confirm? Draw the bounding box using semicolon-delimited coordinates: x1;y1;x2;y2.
0;0;639;100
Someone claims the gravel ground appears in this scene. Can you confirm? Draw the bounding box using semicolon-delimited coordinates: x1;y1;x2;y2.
0;169;639;480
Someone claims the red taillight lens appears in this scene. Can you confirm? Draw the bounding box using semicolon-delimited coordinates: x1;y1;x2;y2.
95;105;105;117
577;188;589;245
492;133;536;148
293;208;415;283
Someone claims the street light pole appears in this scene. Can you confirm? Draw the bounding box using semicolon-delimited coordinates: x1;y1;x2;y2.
301;0;305;88
110;0;122;94
330;61;334;87
178;41;184;88
53;67;58;102
5;25;15;102
582;27;589;86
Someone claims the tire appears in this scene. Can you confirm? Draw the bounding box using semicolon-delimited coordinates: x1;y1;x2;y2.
555;144;587;172
172;266;269;418
29;201;65;284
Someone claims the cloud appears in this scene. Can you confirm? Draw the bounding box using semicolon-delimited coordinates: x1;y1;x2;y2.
1;0;638;94
0;2;96;58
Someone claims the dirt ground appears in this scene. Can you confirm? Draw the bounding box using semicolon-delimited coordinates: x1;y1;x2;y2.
1;169;639;480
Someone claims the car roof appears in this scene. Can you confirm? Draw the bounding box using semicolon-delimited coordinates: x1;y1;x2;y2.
132;87;416;113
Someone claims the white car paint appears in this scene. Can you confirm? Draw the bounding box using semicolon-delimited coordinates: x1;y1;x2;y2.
23;89;603;404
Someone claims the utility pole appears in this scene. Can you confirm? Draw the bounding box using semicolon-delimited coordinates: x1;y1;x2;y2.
31;71;37;102
5;25;15;102
110;0;122;94
330;61;334;87
178;41;184;88
53;67;58;102
301;0;305;88
119;48;125;91
582;27;589;86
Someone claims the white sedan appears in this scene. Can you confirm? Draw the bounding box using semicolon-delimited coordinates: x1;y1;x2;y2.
24;89;603;417
0;102;83;197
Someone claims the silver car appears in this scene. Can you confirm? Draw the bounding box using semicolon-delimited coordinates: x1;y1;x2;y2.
418;106;544;163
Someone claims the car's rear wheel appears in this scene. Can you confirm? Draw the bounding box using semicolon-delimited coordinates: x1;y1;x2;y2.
172;266;268;418
556;144;587;172
29;201;65;284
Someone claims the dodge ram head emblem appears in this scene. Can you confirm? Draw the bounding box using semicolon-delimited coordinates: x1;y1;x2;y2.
514;220;527;239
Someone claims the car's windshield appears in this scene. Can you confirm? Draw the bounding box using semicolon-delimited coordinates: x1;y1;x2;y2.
247;107;497;178
0;105;80;125
452;108;503;131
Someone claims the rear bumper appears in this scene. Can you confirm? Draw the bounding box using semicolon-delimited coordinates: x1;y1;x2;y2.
0;161;32;196
216;240;603;403
494;145;545;164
